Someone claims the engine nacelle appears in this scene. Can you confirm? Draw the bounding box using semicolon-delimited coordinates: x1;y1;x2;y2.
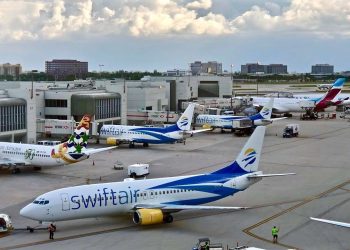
133;209;164;225
106;137;119;146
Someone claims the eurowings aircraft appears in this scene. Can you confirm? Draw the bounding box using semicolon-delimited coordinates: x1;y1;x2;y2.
310;217;350;228
20;126;294;226
196;98;285;130
253;78;346;113
0;115;116;173
99;103;209;147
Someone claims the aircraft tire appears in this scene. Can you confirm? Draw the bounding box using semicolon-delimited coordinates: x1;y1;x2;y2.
143;143;149;147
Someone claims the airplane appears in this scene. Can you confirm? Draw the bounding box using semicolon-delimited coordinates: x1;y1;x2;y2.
0;214;12;233
20;126;295;226
195;98;285;131
252;78;346;114
310;217;350;228
99;103;209;148
0;115;116;173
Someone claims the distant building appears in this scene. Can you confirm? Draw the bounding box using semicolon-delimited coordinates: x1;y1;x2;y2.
241;63;287;74
190;61;222;75
45;59;88;80
0;63;22;79
311;64;334;75
166;69;187;77
267;64;288;74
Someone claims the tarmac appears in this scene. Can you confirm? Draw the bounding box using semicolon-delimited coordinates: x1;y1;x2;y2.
1;114;350;250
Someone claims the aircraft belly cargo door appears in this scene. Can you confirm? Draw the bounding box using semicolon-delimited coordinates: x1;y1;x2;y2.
60;193;70;211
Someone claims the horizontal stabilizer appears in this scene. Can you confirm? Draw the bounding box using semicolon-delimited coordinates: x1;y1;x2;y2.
84;146;117;155
310;217;350;228
247;173;295;178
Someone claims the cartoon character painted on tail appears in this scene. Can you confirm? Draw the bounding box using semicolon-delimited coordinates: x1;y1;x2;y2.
51;115;91;164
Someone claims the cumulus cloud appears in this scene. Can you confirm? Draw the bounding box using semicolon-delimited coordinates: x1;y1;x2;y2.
186;0;212;10
0;0;350;41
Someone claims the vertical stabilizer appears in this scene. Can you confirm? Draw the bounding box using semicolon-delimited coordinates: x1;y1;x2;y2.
51;115;91;163
317;78;346;103
176;103;196;131
249;98;274;121
212;126;266;174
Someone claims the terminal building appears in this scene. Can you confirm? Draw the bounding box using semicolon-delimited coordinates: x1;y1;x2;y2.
190;61;223;75
0;74;234;143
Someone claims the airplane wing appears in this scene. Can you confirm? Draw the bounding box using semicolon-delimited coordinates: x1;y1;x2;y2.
247;173;296;178
310;217;350;228
269;117;288;122
84;146;117;156
184;128;212;134
0;158;29;165
133;204;248;212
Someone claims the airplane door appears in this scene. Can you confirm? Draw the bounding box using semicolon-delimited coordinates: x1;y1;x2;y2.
60;193;70;211
142;191;148;200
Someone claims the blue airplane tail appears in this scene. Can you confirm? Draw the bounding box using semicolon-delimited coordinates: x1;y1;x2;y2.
211;126;266;175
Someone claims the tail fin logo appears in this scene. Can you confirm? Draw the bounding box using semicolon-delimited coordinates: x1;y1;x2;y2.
178;116;189;128
261;108;270;116
242;148;257;168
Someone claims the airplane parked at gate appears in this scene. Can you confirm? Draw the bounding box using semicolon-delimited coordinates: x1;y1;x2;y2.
310;217;350;228
99;103;209;148
253;78;346;114
196;98;285;131
0;115;116;173
20;126;295;226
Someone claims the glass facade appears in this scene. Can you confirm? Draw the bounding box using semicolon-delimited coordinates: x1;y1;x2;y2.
95;97;120;119
0;104;26;132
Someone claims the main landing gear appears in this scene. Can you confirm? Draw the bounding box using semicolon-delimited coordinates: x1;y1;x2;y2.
163;214;173;223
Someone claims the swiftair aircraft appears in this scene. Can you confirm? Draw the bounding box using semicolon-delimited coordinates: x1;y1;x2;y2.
0;115;116;173
20;126;294;226
196;98;285;131
99;103;209;148
253;78;346;114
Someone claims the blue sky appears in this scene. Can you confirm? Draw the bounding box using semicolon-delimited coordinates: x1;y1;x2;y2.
0;0;349;73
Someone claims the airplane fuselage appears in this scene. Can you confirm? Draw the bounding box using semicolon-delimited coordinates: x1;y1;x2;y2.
196;115;246;129
0;142;64;167
20;172;259;222
99;125;183;144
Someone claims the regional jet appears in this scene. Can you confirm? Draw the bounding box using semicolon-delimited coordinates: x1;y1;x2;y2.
0;115;116;173
20;126;294;226
196;98;285;131
99;103;209;148
253;78;346;114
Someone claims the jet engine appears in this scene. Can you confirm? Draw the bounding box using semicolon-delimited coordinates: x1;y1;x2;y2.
106;138;119;146
133;209;164;225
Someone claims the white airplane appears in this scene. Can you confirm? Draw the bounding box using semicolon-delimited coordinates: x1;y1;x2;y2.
0;214;12;233
310;217;350;228
196;98;285;130
20;126;295;226
253;78;346;113
0;115;116;173
99;103;209;148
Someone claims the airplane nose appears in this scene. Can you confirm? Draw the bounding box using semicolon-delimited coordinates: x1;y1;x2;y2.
20;204;34;219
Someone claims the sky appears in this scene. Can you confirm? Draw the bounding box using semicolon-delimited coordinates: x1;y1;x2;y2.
0;0;350;73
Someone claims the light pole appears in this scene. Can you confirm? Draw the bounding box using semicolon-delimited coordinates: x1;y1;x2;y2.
98;64;104;79
230;64;234;110
31;70;38;99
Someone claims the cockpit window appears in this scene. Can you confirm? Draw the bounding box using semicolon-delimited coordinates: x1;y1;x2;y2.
33;198;49;205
